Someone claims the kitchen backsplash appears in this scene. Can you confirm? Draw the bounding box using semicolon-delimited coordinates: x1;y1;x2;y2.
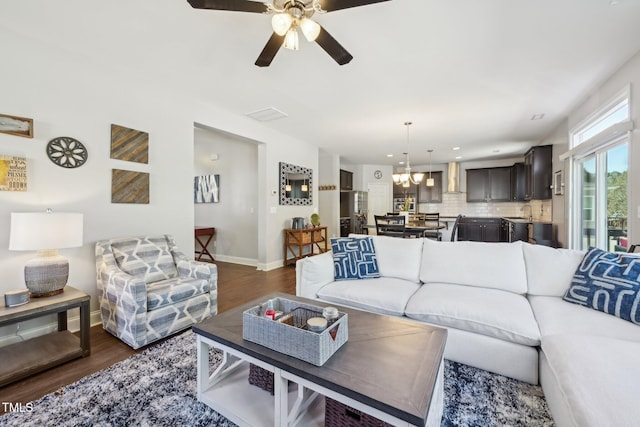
418;192;553;222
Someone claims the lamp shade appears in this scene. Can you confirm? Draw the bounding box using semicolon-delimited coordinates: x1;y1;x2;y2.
9;212;83;251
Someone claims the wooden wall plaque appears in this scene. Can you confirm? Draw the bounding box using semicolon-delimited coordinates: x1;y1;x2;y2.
111;169;149;204
110;124;149;164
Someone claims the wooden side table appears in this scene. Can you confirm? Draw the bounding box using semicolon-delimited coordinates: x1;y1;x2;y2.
195;227;216;262
283;226;328;267
0;286;90;387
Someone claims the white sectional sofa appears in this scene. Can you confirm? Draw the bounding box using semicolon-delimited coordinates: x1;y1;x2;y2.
295;235;640;427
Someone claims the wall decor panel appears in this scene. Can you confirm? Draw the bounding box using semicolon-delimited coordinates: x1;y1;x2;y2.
111;169;149;204
110;124;149;164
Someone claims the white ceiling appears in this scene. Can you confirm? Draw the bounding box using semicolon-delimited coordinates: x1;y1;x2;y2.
4;0;640;166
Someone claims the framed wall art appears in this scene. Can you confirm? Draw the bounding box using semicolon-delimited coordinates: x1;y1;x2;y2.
0;155;27;191
0;113;33;138
194;174;220;203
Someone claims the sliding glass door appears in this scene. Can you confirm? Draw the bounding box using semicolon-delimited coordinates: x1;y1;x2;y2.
574;142;628;251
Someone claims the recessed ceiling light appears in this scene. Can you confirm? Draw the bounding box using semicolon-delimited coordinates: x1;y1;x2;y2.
452;147;460;151
531;114;545;121
386;154;393;158
399;161;405;165
455;156;462;160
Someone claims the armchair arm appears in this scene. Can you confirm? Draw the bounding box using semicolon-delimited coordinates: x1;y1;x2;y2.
166;234;218;291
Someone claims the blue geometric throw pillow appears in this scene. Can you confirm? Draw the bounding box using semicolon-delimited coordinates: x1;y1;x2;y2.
331;236;380;281
563;247;640;324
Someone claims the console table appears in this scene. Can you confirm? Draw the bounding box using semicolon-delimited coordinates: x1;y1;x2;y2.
195;227;216;262
283;227;328;267
0;286;90;386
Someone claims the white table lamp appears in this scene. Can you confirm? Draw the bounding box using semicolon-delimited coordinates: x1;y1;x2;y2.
9;210;83;297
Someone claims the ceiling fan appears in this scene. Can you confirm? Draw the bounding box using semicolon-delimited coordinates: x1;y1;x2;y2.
187;0;391;67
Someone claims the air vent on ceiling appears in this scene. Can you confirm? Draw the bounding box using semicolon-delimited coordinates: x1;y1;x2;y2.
245;107;288;122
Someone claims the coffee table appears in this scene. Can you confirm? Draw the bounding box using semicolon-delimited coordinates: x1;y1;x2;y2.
193;292;447;426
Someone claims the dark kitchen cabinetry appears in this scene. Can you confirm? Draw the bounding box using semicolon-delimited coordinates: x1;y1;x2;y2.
466;167;511;202
501;219;529;242
339;169;353;191
524;145;552;200
511;163;526;201
417;171;443;203
393;181;418;198
458;217;501;242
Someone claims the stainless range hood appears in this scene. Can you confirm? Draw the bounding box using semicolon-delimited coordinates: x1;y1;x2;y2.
447;162;461;193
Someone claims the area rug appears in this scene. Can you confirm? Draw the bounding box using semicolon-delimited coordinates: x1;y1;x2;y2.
0;330;553;426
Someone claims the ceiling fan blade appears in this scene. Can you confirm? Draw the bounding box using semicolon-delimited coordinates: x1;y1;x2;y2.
255;33;285;67
315;27;353;65
187;0;268;13
320;0;391;12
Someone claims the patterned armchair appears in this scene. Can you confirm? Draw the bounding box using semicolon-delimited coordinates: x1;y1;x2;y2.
95;235;217;349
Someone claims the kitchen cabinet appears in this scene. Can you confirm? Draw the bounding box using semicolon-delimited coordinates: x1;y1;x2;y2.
458;217;501;242
393;181;418;198
511;163;526;201
339;169;353;191
524;145;552;200
501;219;529;242
466;167;511;202
529;223;555;247
417;171;443;203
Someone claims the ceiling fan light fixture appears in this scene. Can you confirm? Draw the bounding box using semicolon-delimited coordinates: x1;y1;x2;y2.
284;27;299;50
300;17;321;41
272;13;293;36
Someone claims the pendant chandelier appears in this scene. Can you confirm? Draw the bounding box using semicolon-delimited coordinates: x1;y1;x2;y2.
392;122;424;186
426;149;434;187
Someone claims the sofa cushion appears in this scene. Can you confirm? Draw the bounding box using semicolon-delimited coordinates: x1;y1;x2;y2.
420;239;527;294
331;237;380;280
529;295;640;342
146;277;210;311
542;334;640;427
522;243;585;296
563;247;640;324
405;283;540;346
300;251;335;288
317;277;420;317
111;236;178;283
371;235;423;283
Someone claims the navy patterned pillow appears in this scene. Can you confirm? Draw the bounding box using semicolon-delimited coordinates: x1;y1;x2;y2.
331;237;380;281
564;247;640;324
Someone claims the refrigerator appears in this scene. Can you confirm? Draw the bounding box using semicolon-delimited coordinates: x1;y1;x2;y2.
340;191;368;236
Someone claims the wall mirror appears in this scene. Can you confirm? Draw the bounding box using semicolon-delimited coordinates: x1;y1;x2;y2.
279;162;312;205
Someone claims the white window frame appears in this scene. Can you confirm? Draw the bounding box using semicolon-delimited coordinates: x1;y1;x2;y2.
563;85;632;250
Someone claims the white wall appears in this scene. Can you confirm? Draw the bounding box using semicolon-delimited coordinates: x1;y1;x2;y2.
194;127;259;265
0;18;319;339
561;50;640;247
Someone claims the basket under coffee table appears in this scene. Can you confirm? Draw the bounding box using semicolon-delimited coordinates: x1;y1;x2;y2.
193;292;447;427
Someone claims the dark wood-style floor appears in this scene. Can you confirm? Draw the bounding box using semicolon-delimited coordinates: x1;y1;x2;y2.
0;262;296;413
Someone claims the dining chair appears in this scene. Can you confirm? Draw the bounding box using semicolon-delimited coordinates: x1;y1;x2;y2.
629;244;639;253
450;214;463;241
375;215;406;238
423;212;442;241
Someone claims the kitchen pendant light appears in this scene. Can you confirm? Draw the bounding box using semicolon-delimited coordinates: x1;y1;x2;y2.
426;149;434;187
392;122;424;186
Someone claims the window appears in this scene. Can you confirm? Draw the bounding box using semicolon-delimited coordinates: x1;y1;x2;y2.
567;87;630;252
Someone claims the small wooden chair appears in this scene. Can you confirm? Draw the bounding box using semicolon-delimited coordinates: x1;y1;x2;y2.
423;212;442;241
